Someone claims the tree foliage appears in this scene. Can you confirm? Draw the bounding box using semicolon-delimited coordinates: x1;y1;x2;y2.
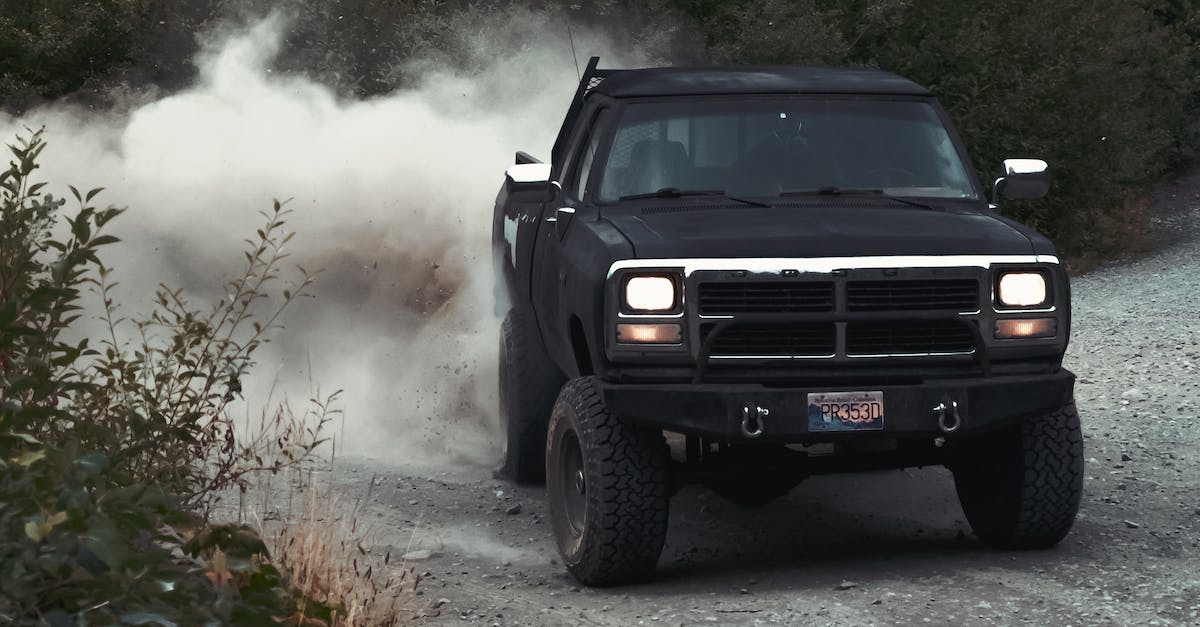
2;1;1200;251
0;1;153;106
841;0;1195;258
0;130;337;623
157;0;1200;258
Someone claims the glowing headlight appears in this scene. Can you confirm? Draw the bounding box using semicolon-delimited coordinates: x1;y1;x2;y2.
624;276;677;312
997;272;1048;308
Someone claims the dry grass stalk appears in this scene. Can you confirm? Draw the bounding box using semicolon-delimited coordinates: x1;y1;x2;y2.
240;456;419;625
223;379;419;625
273;470;419;625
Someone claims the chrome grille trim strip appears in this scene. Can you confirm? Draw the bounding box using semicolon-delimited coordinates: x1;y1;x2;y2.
608;255;1058;278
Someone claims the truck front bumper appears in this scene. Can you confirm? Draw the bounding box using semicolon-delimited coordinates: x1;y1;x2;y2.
598;369;1075;442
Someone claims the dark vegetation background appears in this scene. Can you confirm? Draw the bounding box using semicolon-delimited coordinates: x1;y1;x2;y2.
4;0;1199;264
2;1;1197;622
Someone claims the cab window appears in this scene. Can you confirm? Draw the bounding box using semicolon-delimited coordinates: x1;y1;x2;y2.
565;111;606;202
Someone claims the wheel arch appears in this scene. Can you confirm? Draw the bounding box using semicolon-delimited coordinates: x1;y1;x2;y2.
568;314;595;377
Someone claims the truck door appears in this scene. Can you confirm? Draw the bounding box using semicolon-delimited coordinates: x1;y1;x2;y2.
502;167;552;306
530;106;608;367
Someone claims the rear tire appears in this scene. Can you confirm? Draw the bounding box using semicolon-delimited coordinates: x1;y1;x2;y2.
498;309;565;484
952;401;1084;548
547;377;669;586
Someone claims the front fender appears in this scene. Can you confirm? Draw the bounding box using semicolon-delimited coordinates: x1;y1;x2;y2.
553;214;633;377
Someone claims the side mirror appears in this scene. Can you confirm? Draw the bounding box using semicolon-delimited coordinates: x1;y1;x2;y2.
505;163;557;202
993;158;1049;204
515;150;542;165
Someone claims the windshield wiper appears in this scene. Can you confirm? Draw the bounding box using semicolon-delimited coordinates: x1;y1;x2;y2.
781;187;942;212
619;188;771;208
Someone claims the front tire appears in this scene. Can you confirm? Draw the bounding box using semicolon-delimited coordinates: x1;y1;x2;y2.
499;309;564;484
952;401;1084;548
547;377;669;586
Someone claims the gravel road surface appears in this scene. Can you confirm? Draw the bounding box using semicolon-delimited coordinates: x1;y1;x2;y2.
325;194;1200;625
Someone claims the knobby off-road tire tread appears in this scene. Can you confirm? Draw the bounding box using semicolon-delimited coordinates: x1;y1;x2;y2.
1013;402;1085;545
548;377;669;586
955;402;1084;549
499;309;565;484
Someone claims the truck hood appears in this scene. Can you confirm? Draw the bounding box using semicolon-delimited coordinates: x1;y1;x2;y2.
602;204;1036;259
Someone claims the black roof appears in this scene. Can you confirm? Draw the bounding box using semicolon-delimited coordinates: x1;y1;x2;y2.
590;66;931;98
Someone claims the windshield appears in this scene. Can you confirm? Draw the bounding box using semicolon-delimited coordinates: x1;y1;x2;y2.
596;98;977;202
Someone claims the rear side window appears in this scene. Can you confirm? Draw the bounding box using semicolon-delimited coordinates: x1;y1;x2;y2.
573;131;602;200
564;110;607;202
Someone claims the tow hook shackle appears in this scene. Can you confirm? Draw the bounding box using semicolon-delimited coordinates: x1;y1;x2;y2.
741;403;769;438
934;400;962;434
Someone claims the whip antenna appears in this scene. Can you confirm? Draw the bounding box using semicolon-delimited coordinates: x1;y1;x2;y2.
566;19;581;80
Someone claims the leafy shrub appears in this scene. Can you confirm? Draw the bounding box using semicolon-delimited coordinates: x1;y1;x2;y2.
666;0;1197;261
845;0;1193;260
8;0;1197;260
0;1;155;106
0;443;299;624
679;0;848;65
255;0;697;96
0;130;339;623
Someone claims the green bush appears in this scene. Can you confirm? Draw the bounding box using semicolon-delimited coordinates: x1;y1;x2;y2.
672;0;847;65
843;0;1193;260
257;0;697;95
7;0;1196;261
670;0;1197;261
0;130;336;623
0;1;155;106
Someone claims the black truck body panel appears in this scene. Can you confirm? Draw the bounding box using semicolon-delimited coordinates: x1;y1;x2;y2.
598;370;1074;441
602;204;1037;259
493;60;1072;446
591;66;932;98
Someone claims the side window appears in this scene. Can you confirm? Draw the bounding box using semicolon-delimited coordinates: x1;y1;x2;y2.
565;111;605;202
598;116;700;200
573;132;602;200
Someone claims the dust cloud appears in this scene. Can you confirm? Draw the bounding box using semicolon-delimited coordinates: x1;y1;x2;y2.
0;12;646;469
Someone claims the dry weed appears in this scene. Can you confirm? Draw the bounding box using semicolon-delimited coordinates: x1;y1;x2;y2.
275;472;419;625
232;445;421;626
204;381;421;625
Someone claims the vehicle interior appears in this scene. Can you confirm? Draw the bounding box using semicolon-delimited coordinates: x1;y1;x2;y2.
597;99;977;201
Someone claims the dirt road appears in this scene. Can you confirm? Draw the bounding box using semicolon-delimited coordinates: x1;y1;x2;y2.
333;195;1200;625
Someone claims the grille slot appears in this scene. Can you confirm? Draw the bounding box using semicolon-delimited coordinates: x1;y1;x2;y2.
701;323;835;357
846;320;976;356
846;279;979;312
698;282;835;315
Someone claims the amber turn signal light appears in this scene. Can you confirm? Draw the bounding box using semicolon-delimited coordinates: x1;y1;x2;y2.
994;318;1057;339
616;324;683;345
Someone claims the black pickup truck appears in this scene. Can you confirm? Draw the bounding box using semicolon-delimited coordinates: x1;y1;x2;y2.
493;58;1082;586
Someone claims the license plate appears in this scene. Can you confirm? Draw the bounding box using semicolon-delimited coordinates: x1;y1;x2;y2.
807;391;885;432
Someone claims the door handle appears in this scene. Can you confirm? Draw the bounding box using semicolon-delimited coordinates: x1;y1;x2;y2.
545;207;576;223
550;207;576;238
